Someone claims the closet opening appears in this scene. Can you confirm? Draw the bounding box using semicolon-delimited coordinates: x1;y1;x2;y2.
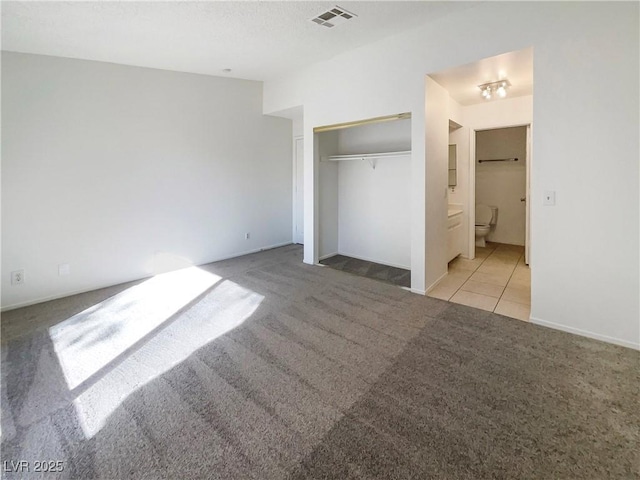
315;113;412;288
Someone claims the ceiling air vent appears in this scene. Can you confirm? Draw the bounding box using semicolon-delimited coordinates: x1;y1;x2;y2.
310;6;356;28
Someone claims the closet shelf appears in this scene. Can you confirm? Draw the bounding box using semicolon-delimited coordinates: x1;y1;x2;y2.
321;150;411;170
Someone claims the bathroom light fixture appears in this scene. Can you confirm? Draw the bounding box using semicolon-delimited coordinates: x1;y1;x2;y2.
478;79;511;100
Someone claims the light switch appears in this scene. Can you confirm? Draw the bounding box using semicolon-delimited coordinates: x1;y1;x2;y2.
59;263;71;276
543;190;556;206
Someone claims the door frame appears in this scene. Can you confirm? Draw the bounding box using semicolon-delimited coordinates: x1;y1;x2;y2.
293;136;304;244
468;123;531;263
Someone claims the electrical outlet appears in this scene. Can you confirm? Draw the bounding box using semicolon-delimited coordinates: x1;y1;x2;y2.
59;263;71;276
11;270;25;285
245;232;250;240
543;190;556;206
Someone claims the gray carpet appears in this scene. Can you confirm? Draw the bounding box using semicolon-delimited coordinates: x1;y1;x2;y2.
1;245;638;479
320;255;411;288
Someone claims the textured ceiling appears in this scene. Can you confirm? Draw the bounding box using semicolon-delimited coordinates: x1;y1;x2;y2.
430;48;534;106
2;1;475;81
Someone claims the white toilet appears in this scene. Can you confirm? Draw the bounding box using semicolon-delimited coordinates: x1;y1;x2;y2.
475;204;498;247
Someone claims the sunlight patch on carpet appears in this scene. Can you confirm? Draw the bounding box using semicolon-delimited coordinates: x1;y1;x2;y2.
49;267;222;390
48;267;264;438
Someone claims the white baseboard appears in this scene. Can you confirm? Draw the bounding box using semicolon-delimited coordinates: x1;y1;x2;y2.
319;252;339;261
1;241;293;312
529;316;640;351
336;251;410;270
425;270;448;294
410;288;426;295
2;283;140;313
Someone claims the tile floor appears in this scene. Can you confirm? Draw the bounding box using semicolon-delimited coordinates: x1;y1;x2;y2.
428;242;531;321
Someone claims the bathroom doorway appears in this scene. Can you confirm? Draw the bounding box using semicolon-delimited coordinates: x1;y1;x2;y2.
430;122;532;321
429;120;534;320
472;125;530;263
444;123;532;320
425;46;533;321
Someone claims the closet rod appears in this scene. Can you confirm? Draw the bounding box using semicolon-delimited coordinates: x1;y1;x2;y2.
321;150;411;162
478;157;518;163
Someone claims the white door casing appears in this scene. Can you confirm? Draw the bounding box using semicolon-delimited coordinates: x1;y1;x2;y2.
525;125;532;265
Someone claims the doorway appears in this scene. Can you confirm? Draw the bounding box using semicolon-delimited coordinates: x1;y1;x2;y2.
430;123;532;320
472;125;530;262
459;124;531;319
424;47;533;322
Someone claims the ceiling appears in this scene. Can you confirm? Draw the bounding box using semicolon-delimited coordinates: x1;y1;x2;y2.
1;1;476;81
430;48;533;106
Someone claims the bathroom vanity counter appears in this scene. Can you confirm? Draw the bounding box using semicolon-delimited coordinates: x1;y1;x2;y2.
447;208;464;261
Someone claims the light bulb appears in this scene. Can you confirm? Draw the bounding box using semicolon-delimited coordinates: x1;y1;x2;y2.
497;86;507;98
485;91;492;100
482;89;489;98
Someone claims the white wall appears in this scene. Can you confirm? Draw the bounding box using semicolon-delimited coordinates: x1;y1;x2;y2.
476;127;527;245
464;95;533;130
2;52;292;310
264;2;639;349
292;115;303;138
317;131;339;258
336;119;411;268
336;118;411;154
337;158;411;268
425;77;450;290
